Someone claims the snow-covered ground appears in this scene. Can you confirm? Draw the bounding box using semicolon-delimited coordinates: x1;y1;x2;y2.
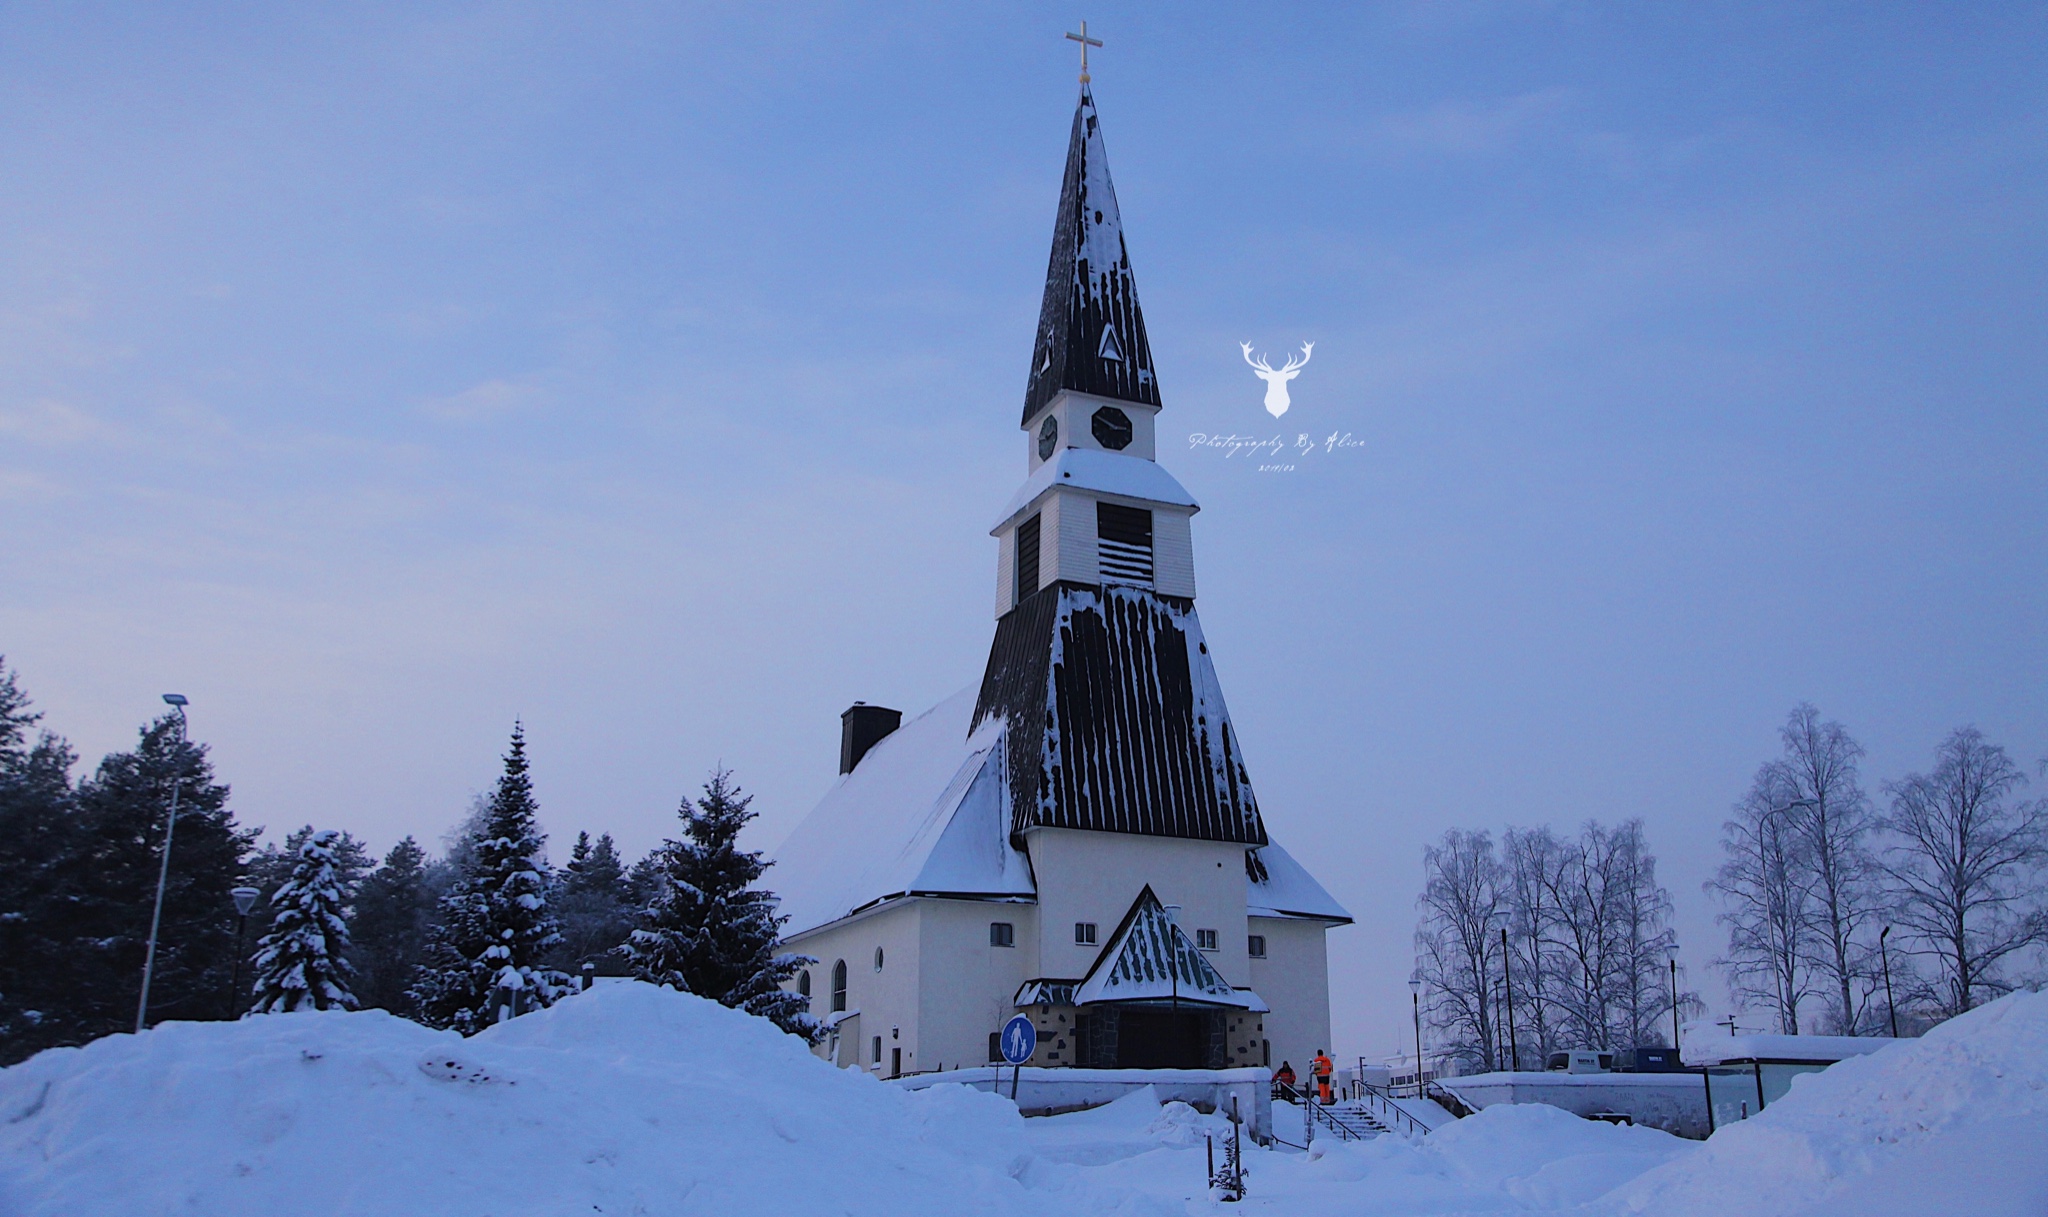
3;983;2043;1216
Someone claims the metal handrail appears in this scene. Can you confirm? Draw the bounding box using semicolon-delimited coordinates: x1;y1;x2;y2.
1272;1081;1388;1142
1354;1081;1431;1137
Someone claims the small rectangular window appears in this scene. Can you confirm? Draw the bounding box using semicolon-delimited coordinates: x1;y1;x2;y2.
872;1035;882;1065
1074;921;1097;945
989;921;1015;948
1015;514;1041;602
1248;934;1267;959
1196;928;1219;951
989;1032;1002;1062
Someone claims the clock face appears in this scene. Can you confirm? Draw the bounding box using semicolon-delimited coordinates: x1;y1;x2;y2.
1091;406;1133;451
1038;415;1059;461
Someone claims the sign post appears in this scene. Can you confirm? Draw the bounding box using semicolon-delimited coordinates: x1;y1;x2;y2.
1000;1014;1036;1102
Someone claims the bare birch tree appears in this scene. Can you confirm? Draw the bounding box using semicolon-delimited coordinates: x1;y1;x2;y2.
1709;774;1815;1034
1772;705;1882;1034
1414;829;1503;1071
1542;822;1627;1050
1609;820;1678;1048
1882;728;2047;1018
1502;826;1567;1066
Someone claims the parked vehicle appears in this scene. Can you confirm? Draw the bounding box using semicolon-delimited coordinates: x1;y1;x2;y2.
1545;1050;1615;1074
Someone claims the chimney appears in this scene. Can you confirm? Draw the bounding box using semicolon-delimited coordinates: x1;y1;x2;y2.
839;702;902;774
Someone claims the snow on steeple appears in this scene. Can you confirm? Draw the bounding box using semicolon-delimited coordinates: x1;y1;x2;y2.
1022;85;1160;425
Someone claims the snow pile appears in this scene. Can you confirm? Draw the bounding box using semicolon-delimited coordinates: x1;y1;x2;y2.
1021;1087;1235;1167
1273;1103;1691;1214
1607;988;2048;1217
0;982;1174;1217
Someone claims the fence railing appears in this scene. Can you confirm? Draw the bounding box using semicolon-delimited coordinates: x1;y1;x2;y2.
1272;1081;1397;1142
1354;1081;1433;1137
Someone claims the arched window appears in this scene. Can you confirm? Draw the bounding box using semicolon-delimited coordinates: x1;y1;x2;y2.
873;946;885;972
797;970;812;1002
831;960;848;1012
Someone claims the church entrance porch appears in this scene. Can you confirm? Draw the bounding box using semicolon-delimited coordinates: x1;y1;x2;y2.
1076;1004;1226;1069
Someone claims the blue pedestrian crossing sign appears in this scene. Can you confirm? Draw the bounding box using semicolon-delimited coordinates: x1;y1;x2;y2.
1000;1014;1036;1065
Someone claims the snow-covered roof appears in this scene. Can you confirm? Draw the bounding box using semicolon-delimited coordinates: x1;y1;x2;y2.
770;688;1035;939
1247;842;1352;923
991;446;1198;533
974;585;1268;846
1071;886;1267;1012
1683;1033;1898;1068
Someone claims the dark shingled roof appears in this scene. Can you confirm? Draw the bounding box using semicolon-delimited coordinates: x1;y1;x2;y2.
1021;86;1161;425
972;585;1268;846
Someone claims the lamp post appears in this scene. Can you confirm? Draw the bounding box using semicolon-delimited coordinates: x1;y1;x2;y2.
1500;925;1518;1072
1880;926;1899;1038
1408;976;1424;1099
136;693;190;1034
1667;942;1682;1058
227;885;261;1019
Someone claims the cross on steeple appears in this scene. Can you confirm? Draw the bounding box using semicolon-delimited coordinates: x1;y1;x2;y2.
1065;22;1102;83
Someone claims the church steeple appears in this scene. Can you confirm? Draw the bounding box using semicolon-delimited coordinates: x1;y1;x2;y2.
1022;86;1160;425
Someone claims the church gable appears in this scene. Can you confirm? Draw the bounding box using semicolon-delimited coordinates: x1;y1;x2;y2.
1071;885;1260;1010
973;584;1268;846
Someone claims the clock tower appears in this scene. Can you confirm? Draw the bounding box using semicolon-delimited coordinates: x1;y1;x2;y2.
977;83;1261;852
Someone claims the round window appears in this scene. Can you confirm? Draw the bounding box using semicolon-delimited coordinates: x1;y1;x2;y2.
1037;415;1059;461
1091;406;1133;451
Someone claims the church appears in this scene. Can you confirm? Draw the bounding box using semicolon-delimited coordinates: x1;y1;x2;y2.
770;77;1350;1082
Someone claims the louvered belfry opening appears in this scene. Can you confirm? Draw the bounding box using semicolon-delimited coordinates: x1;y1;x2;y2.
1015;513;1042;604
1096;502;1153;587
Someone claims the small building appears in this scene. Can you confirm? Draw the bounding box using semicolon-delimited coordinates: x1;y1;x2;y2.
1684;1033;1896;1130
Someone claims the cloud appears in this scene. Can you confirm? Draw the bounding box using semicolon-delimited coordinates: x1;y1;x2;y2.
0;398;124;446
1379;87;1577;155
421;378;548;422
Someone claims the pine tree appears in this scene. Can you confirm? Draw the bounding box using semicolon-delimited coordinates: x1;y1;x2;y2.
409;724;566;1033
0;659;82;1063
552;831;633;970
250;830;359;1013
62;713;252;1040
626;769;818;1041
351;837;439;1014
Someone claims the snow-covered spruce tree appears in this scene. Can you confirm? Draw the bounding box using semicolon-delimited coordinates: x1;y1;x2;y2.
250;829;359;1013
409;724;566;1033
626;769;818;1042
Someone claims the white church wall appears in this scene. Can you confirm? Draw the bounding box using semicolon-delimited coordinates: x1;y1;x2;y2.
786;899;923;1076
1248;914;1337;1084
993;526;1015;614
1152;508;1195;598
914;897;1038;1074
1048;492;1098;586
1024;827;1249;986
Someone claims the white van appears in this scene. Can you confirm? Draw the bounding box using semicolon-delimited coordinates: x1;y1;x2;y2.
1545;1050;1616;1074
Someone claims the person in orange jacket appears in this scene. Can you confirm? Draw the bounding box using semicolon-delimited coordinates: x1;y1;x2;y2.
1274;1061;1297;1091
1312;1050;1334;1103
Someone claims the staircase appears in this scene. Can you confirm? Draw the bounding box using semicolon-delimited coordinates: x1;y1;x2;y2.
1272;1082;1396;1143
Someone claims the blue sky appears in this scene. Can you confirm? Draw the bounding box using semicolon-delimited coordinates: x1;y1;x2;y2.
3;3;2044;1057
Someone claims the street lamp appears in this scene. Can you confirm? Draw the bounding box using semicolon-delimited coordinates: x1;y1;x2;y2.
1408;975;1424;1099
1500;925;1518;1073
227;885;261;1018
1666;942;1683;1058
1880;926;1899;1038
136;694;190;1034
